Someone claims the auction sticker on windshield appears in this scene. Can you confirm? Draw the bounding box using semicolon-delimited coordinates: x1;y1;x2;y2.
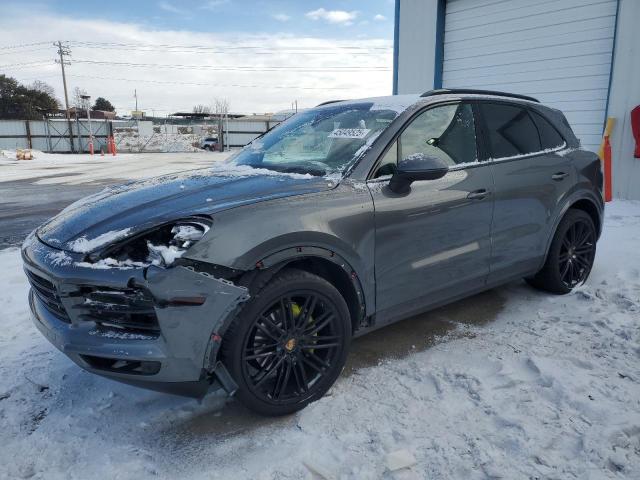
328;128;371;139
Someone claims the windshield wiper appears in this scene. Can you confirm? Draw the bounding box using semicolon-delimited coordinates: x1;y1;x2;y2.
263;164;326;177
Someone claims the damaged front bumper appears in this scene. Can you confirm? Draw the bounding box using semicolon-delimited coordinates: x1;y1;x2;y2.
22;235;249;398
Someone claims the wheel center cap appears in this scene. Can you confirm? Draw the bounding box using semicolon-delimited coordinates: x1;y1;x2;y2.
284;338;297;352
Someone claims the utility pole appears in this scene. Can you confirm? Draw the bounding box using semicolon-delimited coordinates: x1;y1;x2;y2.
134;89;138;112
80;94;93;155
55;41;75;152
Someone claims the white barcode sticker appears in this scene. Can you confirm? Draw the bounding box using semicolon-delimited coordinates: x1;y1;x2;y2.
328;128;370;139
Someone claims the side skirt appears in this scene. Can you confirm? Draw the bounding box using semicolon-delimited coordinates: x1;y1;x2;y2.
354;270;534;338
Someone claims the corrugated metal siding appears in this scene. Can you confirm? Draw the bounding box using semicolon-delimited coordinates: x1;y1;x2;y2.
224;119;280;148
443;0;617;151
0;119;110;152
0;137;28;149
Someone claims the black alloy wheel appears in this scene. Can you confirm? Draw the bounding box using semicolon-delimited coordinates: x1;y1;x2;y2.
558;218;596;288
527;209;597;294
242;293;342;402
222;269;351;415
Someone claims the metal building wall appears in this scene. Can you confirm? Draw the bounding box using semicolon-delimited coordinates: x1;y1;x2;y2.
0;119;109;153
607;0;640;200
224;119;280;148
394;0;440;94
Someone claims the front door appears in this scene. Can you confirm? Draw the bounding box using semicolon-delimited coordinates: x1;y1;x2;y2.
368;102;495;322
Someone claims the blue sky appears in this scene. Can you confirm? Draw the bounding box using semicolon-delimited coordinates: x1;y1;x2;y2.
32;0;395;37
0;1;396;113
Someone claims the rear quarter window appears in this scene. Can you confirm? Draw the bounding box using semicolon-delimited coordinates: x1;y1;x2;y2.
530;111;564;149
481;103;541;158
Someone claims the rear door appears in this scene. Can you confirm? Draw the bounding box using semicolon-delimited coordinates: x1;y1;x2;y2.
478;102;574;282
368;102;495;322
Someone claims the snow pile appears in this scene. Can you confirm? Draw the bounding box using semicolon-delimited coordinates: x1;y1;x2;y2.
1;149;41;161
115;133;203;153
0;201;639;479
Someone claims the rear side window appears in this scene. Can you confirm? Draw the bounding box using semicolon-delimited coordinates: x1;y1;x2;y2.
481;103;541;158
530;111;564;149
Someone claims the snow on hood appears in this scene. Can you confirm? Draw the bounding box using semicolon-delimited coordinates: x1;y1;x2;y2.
37;165;331;253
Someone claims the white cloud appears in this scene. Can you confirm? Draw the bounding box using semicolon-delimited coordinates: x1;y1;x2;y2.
200;0;229;10
158;1;185;14
272;13;291;22
305;8;359;26
373;14;386;21
0;9;392;114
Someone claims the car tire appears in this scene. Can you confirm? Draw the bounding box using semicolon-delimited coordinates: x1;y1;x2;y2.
526;209;597;294
221;268;351;416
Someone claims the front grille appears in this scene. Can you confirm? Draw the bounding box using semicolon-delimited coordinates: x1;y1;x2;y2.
74;286;160;333
25;269;70;322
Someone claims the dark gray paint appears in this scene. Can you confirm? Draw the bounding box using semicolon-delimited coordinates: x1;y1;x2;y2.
370;161;495;322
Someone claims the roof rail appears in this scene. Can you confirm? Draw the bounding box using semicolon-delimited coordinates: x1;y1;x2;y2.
420;88;539;103
316;99;348;107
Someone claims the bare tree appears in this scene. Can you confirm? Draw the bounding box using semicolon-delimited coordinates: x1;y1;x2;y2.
30;80;58;100
212;97;229;116
192;104;211;114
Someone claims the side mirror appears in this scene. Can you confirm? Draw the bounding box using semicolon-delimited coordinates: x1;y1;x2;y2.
388;153;449;193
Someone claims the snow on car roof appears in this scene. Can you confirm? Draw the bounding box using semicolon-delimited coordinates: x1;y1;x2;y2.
318;94;422;114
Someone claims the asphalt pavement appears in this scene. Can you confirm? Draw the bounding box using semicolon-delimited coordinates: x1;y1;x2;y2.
0;178;115;248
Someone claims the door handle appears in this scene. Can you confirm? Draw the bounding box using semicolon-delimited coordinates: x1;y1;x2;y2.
552;172;569;181
467;189;490;200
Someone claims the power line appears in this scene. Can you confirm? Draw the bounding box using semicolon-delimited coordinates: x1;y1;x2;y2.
66;73;355;90
68;40;392;51
0;60;53;68
0;41;53;50
0;47;53;56
72;59;390;72
67;42;391;56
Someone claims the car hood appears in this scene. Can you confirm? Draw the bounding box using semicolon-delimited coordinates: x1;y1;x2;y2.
37;166;332;253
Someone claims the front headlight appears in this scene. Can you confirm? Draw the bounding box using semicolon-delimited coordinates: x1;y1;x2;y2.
91;217;211;268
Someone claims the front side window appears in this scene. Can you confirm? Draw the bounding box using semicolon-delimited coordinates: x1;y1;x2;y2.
481;103;542;158
374;103;478;177
228;102;398;176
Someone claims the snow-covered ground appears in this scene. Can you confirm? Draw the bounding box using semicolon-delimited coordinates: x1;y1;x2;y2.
0;150;231;185
1;201;639;479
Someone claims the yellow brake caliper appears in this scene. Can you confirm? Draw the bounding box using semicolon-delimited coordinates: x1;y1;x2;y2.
290;302;315;353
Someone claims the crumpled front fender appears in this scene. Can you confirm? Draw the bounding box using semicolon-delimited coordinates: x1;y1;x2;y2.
145;265;250;381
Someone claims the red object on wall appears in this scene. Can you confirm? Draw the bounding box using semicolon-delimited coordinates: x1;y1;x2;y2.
631;105;640;158
604;135;613;202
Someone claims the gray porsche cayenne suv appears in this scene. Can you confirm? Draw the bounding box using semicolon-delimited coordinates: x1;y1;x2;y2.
23;89;603;415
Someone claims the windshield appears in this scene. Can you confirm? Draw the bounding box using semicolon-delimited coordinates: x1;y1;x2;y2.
226;102;399;176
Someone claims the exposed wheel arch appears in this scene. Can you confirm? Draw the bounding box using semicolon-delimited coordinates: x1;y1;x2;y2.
281;256;365;333
537;194;603;274
234;248;368;334
570;198;601;238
